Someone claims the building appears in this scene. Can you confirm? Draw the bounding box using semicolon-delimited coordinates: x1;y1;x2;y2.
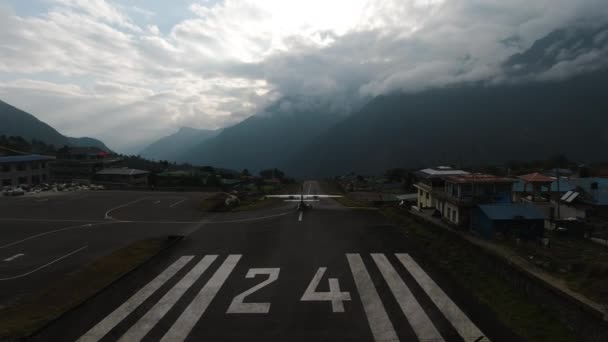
558;178;608;219
472;204;545;239
93;168;149;186
433;173;515;227
51;146;118;184
413;166;469;209
0;154;55;187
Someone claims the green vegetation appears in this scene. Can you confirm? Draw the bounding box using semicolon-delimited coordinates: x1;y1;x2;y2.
0;238;170;340
232;182;302;212
319;181;369;207
502;233;608;305
382;208;578;342
200;193;236;212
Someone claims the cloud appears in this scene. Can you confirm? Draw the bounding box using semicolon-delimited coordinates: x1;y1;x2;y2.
0;0;607;152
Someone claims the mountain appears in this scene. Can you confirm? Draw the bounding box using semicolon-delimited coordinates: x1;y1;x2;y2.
0;99;111;151
67;137;112;152
179;104;343;171
140;127;219;161
287;24;608;177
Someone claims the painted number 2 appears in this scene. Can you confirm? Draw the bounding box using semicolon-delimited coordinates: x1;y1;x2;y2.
227;268;280;314
301;267;351;312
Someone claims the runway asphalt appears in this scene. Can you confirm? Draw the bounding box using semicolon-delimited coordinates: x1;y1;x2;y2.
0;191;218;309
26;181;521;342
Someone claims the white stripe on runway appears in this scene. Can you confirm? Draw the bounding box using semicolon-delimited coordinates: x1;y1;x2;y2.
161;254;242;342
346;253;399;342
77;256;194;342
118;255;218;342
3;253;24;262
396;254;489;342
169;199;186;208
372;253;443;342
0;245;88;281
298;212;303;222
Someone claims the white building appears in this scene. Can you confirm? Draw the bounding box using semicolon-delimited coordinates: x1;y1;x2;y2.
413;166;469;210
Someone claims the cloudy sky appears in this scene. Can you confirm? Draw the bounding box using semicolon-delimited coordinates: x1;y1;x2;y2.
0;0;606;153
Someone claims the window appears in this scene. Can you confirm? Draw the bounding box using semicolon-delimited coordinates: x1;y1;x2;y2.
31;162;39;170
452;210;456;222
42;174;47;181
1;164;10;172
425;192;429;200
447;207;451;218
18;177;28;184
2;179;11;186
17;163;26;171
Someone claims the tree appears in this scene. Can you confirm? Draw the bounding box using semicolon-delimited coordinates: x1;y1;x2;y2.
260;168;285;179
241;169;251;177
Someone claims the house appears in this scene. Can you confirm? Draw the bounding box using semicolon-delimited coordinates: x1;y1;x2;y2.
52;146;119;183
472;204;545;239
0;154;55;187
433;173;515;227
558;178;608;219
413;166;469;210
93;168;149;186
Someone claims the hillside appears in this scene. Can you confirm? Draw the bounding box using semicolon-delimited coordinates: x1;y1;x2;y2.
0;99;111;152
287;24;608;177
288;68;608;177
0;99;70;147
179;106;343;171
139;127;219;161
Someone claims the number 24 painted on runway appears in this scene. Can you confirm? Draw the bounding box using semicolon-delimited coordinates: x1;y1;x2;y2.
226;267;351;314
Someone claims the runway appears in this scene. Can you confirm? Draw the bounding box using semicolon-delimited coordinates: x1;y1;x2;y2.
26;181;519;341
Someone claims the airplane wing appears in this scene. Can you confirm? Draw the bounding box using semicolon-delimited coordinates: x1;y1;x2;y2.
264;195;300;199
265;194;343;199
302;195;343;199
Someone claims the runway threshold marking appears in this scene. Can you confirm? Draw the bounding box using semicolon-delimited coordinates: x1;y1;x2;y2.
346;253;399;342
77;253;487;341
161;254;241;342
77;256;194;342
396;253;489;342
372;253;443;341
298;211;303;222
3;253;24;262
0;245;88;281
119;255;218;342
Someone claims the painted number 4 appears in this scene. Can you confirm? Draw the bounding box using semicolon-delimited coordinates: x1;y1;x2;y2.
301;267;351;312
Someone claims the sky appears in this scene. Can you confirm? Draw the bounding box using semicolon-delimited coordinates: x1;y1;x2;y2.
0;0;607;153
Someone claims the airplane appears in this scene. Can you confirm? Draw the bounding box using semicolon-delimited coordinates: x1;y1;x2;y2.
264;184;342;211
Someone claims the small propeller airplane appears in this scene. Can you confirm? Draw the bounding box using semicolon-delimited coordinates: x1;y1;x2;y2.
264;184;342;211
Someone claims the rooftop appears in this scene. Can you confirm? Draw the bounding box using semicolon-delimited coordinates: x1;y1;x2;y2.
415;167;469;178
478;204;545;220
96;168;149;176
446;173;515;184
519;172;554;183
0;155;56;164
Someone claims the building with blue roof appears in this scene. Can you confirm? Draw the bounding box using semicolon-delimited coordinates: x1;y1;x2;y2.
472;204;545;239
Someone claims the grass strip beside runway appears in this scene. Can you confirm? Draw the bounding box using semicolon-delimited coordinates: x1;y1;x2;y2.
382;207;578;342
0;238;169;341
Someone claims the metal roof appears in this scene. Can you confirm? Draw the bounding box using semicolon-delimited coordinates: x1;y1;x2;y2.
478;204;545;220
418;168;469;176
0;155;56;164
446;173;515;184
519;172;554;183
96;168;149;176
